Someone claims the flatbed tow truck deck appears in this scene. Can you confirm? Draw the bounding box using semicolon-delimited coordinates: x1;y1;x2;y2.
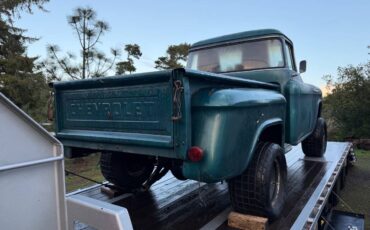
69;142;352;230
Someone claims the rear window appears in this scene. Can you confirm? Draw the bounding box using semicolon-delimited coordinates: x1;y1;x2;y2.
187;38;284;73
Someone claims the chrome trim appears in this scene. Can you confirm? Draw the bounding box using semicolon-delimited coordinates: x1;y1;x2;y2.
189;35;286;51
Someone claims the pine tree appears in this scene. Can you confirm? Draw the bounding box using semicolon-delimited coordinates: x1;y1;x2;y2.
116;44;142;75
42;7;119;80
154;43;191;69
0;0;49;121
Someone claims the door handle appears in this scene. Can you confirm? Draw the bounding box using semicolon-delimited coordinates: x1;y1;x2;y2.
292;73;299;77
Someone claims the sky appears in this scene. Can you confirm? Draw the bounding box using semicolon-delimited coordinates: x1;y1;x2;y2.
16;0;370;87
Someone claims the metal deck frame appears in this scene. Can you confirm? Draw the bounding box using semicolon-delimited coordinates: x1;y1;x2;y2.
68;142;352;230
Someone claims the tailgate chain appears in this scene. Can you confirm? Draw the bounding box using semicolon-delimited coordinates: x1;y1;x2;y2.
47;91;54;121
172;80;183;121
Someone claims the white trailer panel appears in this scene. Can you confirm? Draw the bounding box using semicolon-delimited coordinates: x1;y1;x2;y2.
0;93;67;230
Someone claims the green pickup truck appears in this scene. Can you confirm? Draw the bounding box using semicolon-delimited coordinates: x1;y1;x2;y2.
53;29;327;219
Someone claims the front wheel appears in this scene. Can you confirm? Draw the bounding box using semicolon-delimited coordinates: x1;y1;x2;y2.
302;117;327;157
100;152;154;190
228;142;287;220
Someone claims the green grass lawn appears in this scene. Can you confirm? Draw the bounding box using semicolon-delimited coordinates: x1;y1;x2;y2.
64;152;104;193
335;149;370;229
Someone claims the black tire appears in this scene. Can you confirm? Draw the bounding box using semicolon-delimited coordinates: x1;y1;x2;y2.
171;165;187;181
302;117;327;157
100;152;154;190
228;142;287;219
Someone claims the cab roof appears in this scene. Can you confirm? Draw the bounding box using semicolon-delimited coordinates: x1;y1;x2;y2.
191;29;291;49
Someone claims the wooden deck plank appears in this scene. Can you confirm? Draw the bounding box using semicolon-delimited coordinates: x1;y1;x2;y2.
228;212;268;230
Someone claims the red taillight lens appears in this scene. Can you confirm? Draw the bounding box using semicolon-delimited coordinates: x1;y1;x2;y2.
188;146;204;162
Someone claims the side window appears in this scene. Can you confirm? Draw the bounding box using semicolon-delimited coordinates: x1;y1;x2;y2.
285;42;296;71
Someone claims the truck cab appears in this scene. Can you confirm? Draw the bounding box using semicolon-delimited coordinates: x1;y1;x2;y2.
186;29;322;145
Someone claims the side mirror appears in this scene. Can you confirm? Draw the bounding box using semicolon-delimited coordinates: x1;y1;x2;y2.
299;60;307;73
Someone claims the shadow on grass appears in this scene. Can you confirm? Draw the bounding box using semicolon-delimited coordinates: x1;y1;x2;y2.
64;152;104;193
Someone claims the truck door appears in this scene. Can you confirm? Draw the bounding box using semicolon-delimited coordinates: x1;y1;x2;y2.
284;41;316;144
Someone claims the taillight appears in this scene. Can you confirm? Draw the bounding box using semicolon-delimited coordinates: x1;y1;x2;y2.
188;146;204;162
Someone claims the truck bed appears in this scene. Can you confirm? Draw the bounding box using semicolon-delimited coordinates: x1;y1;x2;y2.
68;142;351;230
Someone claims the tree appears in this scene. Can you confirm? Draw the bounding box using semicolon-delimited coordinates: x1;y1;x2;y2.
154;43;191;69
323;62;370;139
0;0;48;19
42;7;119;81
116;44;142;75
0;0;50;122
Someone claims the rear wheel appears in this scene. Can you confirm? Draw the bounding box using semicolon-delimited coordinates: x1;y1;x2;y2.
171;164;187;180
302;117;327;157
100;152;154;190
228;142;287;219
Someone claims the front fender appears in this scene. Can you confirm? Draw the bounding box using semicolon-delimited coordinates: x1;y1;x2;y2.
183;88;286;183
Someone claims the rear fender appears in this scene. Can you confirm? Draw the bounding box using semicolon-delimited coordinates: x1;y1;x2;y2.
182;87;286;182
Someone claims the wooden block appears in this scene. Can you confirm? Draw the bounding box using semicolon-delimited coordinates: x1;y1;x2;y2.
100;185;124;198
228;211;268;230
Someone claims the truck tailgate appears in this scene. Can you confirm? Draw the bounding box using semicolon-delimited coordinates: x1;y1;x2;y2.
54;72;174;149
54;68;279;158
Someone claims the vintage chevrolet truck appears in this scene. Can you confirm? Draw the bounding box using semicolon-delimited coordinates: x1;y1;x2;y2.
53;29;327;219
